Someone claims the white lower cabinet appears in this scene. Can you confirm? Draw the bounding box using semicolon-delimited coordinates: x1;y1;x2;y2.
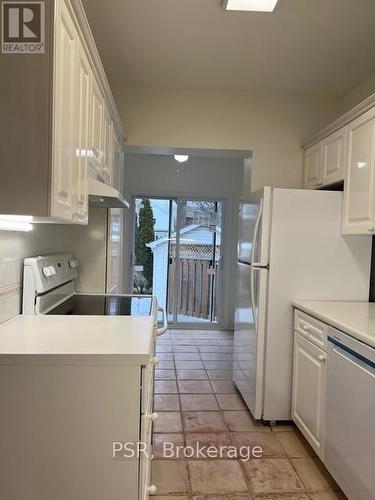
0;337;158;500
292;330;326;460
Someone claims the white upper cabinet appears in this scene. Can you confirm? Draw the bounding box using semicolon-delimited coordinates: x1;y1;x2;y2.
74;40;91;224
342;107;375;234
304;143;323;189
0;0;125;223
322;127;346;186
52;0;78;221
89;77;104;175
303;127;346;189
113;132;124;195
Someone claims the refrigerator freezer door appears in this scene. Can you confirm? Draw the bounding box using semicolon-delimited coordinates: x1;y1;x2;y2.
233;262;268;419
238;188;271;267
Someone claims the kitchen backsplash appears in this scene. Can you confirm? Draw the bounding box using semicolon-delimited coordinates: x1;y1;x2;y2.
0;224;67;324
0;208;108;324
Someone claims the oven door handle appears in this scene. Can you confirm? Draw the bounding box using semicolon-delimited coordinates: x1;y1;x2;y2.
156;306;168;336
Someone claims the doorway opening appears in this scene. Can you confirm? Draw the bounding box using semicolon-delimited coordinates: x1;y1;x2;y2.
131;196;224;327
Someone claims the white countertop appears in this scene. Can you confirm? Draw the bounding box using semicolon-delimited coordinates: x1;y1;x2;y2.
293;300;375;349
0;315;155;365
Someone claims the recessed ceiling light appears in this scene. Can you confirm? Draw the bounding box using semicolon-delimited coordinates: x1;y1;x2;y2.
224;0;279;12
174;155;189;163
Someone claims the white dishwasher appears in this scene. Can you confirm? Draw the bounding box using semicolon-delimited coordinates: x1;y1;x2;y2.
325;327;375;500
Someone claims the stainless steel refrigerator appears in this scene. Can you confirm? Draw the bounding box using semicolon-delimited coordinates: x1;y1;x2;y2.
234;187;372;422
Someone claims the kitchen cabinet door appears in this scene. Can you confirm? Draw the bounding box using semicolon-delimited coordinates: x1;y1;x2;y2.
342;107;375;234
112;132;124;194
304;143;323;189
322;127;346;186
102;105;114;185
89;77;104;176
74;41;91;224
51;0;79;221
292;332;326;460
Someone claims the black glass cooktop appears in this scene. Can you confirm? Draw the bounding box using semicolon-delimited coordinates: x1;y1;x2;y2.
47;295;153;316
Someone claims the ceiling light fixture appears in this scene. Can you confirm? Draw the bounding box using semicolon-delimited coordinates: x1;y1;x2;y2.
0;215;33;232
174;155;189;163
223;0;279;12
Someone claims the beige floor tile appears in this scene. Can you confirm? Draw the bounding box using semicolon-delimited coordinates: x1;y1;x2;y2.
244;459;305;495
309;490;347;499
193;496;252;500
155;369;177;380
254;494;309;499
211;380;238;394
230;432;286;458
154;412;183;433
188;460;248;494
174;346;200;353
177;370;208;380
276;429;315;458
198;346;222;353
271;423;296;432
216;393;247;411
175;360;205;369
185;432;233;459
154;394;180;411
156;346;173;353
154;380;178;394
174;352;202;361
223;411;271;432
157;353;174;361
178;380;213;394
207;369;233;380
151;460;189;495
157;360;175;370
291;458;339;493
153;433;185;459
195;339;219;346
183;411;226;433
154;496;189;500
200;352;230;361
180;394;219;411
203;361;233;370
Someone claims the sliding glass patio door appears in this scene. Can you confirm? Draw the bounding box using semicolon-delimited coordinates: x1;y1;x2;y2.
131;196;223;327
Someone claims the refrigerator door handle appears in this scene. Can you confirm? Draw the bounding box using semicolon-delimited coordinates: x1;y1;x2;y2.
251;199;263;266
250;266;258;335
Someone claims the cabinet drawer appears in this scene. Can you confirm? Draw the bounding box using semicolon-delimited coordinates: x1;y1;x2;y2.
294;309;327;349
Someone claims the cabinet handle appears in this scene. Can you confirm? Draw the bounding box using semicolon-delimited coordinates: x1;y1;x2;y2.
150;357;160;365
149;412;159;422
367;225;375;233
318;354;327;362
302;325;310;332
147;485;157;495
315;180;323;187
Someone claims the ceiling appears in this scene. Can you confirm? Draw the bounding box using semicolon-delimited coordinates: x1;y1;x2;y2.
82;0;375;96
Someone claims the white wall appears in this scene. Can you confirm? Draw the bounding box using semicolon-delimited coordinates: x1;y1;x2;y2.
124;153;244;329
340;70;375;113
113;87;340;191
0;224;67;323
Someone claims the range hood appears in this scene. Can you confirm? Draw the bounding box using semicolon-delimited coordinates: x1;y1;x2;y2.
88;178;129;209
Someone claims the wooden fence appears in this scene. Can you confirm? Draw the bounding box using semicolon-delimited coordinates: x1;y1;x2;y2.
167;258;221;321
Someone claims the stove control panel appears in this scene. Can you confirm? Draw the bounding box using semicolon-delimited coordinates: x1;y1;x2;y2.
24;253;78;295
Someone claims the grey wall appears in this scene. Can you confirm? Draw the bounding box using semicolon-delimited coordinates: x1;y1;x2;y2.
123;153;245;329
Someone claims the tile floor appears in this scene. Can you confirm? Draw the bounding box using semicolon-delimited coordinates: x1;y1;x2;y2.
151;329;346;500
